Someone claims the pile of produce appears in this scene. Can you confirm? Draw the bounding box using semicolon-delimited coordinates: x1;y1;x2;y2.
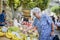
8;26;20;32
0;26;38;40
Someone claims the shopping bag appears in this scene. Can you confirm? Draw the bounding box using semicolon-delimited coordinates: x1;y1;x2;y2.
53;35;59;40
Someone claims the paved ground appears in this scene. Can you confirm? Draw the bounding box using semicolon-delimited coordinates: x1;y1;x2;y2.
0;37;10;40
0;27;60;40
54;29;60;39
54;26;60;39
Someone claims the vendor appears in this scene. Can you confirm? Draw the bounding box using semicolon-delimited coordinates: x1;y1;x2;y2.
0;10;6;26
24;7;54;40
23;17;29;22
55;16;60;30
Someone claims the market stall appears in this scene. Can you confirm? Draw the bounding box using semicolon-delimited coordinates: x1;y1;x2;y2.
0;26;38;40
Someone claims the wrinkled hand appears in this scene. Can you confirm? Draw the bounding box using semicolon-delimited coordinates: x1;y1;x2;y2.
51;31;54;36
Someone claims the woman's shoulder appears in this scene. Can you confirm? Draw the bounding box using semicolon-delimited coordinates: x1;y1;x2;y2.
41;14;48;18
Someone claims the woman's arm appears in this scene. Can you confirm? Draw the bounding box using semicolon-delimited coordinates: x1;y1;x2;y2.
24;26;37;32
51;23;54;32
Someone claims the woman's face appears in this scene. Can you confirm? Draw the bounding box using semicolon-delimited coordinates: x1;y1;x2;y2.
33;13;40;19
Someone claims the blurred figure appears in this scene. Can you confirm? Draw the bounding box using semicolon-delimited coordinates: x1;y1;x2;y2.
13;18;20;27
56;16;60;30
24;7;54;40
51;16;55;24
0;10;6;26
57;16;60;22
23;17;29;22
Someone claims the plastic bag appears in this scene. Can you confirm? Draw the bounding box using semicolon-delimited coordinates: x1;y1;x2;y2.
2;26;8;32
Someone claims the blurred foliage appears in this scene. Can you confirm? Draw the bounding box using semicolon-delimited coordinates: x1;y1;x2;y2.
7;0;50;10
31;0;50;10
51;6;60;15
7;0;20;10
20;0;50;10
6;0;50;18
37;0;50;10
20;0;32;9
27;2;37;9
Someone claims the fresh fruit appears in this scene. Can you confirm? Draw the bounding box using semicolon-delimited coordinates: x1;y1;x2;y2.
19;33;27;40
8;27;19;32
5;32;14;39
0;32;5;36
12;35;20;40
0;29;2;32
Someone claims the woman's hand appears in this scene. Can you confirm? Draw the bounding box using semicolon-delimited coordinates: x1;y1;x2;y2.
51;31;54;36
51;23;54;36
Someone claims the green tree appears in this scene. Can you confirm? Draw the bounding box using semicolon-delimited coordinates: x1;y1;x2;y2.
51;6;60;15
27;1;37;9
7;0;20;18
20;0;50;10
20;0;31;9
33;0;50;10
7;0;50;18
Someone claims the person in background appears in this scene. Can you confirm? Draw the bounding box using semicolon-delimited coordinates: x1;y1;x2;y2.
23;17;29;22
24;7;54;40
51;16;55;24
57;16;60;22
0;10;6;26
55;16;60;30
13;18;21;27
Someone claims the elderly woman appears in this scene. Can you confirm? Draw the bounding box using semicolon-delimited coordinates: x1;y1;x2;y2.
24;7;54;40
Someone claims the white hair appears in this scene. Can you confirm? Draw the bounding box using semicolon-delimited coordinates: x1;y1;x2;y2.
30;7;41;20
32;7;41;14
